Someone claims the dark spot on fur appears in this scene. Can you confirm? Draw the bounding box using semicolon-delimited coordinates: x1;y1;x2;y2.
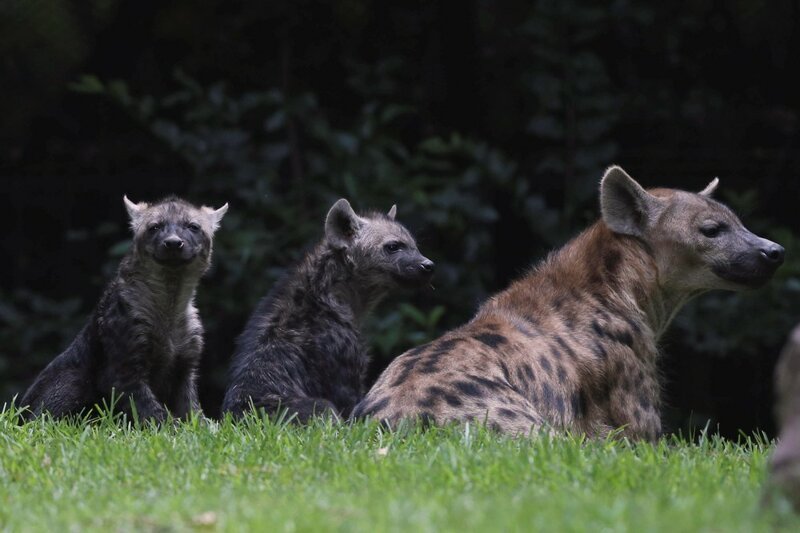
523;364;535;381
511;318;538;338
604;249;622;275
540;355;553;375
454;381;484;398
555;395;565;416
499;361;512;383
498;408;518;420
552;296;566;310
615;329;634;348
361;396;389;416
557;364;567;383
549;345;562;360
469;375;503;391
591;319;607;338
555;336;577;359
571;391;587;417
593;342;608;359
541;383;555;408
473;333;507;348
443;393;463;407
406;343;432;359
391;356;419;387
418;397;436;409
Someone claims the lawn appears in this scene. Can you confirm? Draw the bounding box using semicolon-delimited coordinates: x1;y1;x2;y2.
0;407;797;532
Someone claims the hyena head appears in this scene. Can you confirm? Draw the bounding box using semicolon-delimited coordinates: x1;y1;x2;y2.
124;195;228;271
600;166;784;292
324;198;435;290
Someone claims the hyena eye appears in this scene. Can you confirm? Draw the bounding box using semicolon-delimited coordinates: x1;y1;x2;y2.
384;242;406;254
187;222;201;232
699;223;725;238
148;224;161;234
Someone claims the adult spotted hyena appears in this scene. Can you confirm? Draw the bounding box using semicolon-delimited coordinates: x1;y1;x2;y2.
221;199;434;422
353;166;784;440
19;196;228;423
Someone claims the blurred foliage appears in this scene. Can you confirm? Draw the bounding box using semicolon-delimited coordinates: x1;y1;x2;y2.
3;0;800;432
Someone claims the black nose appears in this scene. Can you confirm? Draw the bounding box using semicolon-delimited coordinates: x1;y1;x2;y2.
760;243;785;265
419;260;435;273
163;237;184;250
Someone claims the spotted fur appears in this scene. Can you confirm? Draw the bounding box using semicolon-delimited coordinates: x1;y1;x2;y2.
221;199;434;422
353;166;784;440
19;196;228;423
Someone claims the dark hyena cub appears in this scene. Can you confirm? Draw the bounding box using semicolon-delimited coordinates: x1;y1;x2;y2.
354;166;784;440
19;196;228;423
221;199;434;422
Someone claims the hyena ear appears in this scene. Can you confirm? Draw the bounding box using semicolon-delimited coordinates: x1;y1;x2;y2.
325;198;364;250
203;203;229;231
387;204;397;220
600;166;660;237
699;177;719;197
123;195;148;225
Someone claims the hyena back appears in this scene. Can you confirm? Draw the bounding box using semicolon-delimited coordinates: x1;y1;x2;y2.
221;199;434;422
19;196;227;422
353;166;784;440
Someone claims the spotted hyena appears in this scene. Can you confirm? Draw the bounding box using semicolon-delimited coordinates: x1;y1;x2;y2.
19;196;228;423
352;166;784;440
221;199;434;422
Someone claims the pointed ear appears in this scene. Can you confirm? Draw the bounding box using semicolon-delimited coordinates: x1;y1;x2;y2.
600;166;659;237
699;177;719;197
387;204;397;220
203;203;229;231
325;199;363;250
123;195;147;225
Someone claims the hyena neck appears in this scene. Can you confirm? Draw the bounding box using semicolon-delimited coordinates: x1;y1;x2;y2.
567;223;698;340
120;255;203;320
296;245;383;323
495;222;693;343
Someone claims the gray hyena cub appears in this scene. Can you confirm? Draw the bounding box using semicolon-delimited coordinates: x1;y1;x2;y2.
19;196;228;423
221;199;435;422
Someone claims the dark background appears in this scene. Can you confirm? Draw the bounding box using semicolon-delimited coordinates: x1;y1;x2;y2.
2;0;800;438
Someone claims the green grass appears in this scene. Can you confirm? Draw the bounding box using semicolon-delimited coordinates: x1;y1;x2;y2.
0;407;798;532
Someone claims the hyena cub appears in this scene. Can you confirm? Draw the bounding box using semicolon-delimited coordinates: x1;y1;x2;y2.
20;196;228;423
221;199;434;422
354;166;784;440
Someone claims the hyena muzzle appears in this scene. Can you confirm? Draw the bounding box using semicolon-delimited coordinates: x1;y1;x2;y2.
353;166;784;440
221;199;434;422
19;195;228;423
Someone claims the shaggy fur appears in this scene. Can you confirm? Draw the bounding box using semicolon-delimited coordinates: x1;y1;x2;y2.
19;196;227;422
221;199;434;422
353;166;784;440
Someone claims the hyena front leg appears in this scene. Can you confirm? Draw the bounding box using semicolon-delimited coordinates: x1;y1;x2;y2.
169;363;202;420
605;359;661;441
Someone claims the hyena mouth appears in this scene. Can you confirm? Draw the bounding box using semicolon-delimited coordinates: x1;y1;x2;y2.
392;271;434;288
153;251;198;267
712;261;778;288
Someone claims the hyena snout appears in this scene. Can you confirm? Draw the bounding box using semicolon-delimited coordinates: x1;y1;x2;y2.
712;233;784;288
152;228;205;266
758;239;785;266
163;235;184;249
395;255;435;287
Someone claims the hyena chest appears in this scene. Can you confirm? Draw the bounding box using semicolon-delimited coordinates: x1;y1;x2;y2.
305;325;367;407
148;322;201;380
